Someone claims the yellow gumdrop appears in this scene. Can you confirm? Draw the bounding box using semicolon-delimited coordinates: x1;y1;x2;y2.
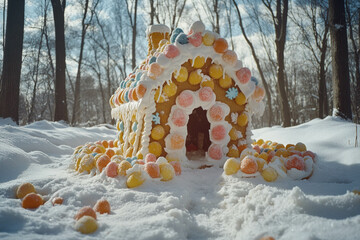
191;56;206;68
163;81;177;97
224;158;240;175
119;132;124;143
209;64;223;79
159;163;175;181
126;172;145;188
154;88;165;103
257;139;265;145
202;31;215;46
188;70;202;85
219;74;232;88
261;167;278;182
75;216;98;234
174;66;188;83
129;132;136;145
235;92;246;105
151;125;165;140
256;158;266;171
229;127;238;141
201;79;214;89
95;145;106;153
16;183;36;199
227;147;240;158
74;146;82;154
148;141;162;157
276;144;285;150
136;152;143;160
286;144;294;149
237;113;248;127
258;152;268;161
118;160;132;176
79;154;95;173
295;142;307;152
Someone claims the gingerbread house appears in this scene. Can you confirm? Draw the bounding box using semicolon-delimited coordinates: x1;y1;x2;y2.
109;21;265;165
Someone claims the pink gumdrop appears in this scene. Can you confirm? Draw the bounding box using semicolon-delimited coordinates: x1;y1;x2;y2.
145;153;157;163
209;105;225;121
148;63;163;78
106;162;119;178
199;87;214;102
286;155;305;171
208;144;223;160
222;50;237;66
128;88;133;101
236;67;251;84
211;125;226;141
171;108;187;127
170;161;181;176
188;33;202;47
177;90;194;108
253;145;261;154
164;44;180;58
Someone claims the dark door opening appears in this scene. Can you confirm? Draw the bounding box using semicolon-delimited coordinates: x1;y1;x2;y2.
186;107;211;156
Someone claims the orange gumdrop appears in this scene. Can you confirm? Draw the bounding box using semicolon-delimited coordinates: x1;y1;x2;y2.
240;156;258;174
74;206;97;220
108;140;114;148
145;162;160;178
170;161;181;176
93;147;103;154
101;140;109;149
170;134;185;149
105;149;115;158
93;199;111;214
96;155;111;172
286;155;305;171
52;197;64;206
22;193;44;209
132;88;139;101
213;38;228;53
136;84;147;99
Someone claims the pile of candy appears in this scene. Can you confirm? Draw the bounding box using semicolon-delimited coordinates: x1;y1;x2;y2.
71;140;181;188
223;139;316;181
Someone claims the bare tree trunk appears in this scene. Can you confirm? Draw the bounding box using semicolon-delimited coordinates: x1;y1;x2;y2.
329;0;352;120
51;0;69;122
149;0;155;25
0;0;25;124
132;0;138;70
214;0;220;34
2;0;6;57
318;24;329;118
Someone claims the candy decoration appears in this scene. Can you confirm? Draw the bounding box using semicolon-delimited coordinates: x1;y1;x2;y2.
148;62;163;79
202;31;215;46
188;70;203;85
285;155;305;171
199;87;214;102
163;81;178;97
261;167;278;182
149;56;157;64
105;148;115;158
136;84;147;99
148;141;162;157
170;108;188;127
240;156;258;174
225;87;238;100
22;193;43;209
118;160;132;176
229;127;238;141
189;21;205;34
152;112;161;125
213;38;228;53
252;86;265;102
188;32;202;47
170;161;181;176
211;125;227;141
170;28;184;43
164;44;180;58
236;68;251;84
94;199;111;214
75;216;98;234
145;162;160;178
174;66;188;82
235;92;247;105
176;33;189;45
106;162;119;178
295;142;307;152
169;133;185;149
209;64;223;79
16;183;36;199
208;144;223;160
74;206;97;220
151;125;165;140
159;163;175;181
224;158;240;175
191;56;206;68
237;113;248;127
201;78;214;89
127;172;145;188
52;197;64;206
222;50;237;66
219;75;233;88
177;90;194;108
96;155;111;172
154;88;165;103
227;145;240;157
250;76;259;85
209;104;225;121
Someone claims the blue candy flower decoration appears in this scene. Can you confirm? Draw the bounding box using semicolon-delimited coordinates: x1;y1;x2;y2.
251;76;259;86
126;157;132;163
132;122;138;132
176;33;189;45
170;28;184;43
149;56;157;64
120;80;127;89
226;87;238;100
152;112;160;124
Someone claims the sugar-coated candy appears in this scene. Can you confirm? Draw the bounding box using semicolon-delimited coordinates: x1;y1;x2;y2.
199;87;214;102
211;125;227;141
201;78;214;89
22;193;43;209
151;125;165;140
145;162;160;178
148;62;163;79
164;44;180;58
148;141;162;157
256;158;266;171
222;50;237;66
105;148;115;158
295;142;307;152
174;66;188;82
96;155;110;172
75;216;98;234
170;28;184;43
131;89;139;101
106;162;119;178
124;90;129;102
101;140;109;148
250;76;259;85
219;74;232;88
188;32;202;47
177;90;194;108
237;113;248;127
170;161;181;176
236;68;251;84
188;70;203;85
79;154;95;173
118;160;132;176
176;33;189;45
154;88;165;103
163;81;177;97
52;197;63;206
303;150;315;159
209;104;225;121
261;167;278;182
229;127;238;141
209;64;223;79
253;145;261;153
224;158;240;175
258;152;268;162
74;206;97;220
213;38;228;53
227;146;240;158
127;172;145;188
16;182;36;199
136;84;147;99
241;156;258;174
286;155;305;171
169;133;185;149
149;56;157;64
202;31;215;46
208;144;223;160
191;56;205;68
189;21;205;34
94;199;111;214
159;163;175;181
170;108;188;127
252;86;265;102
235;92;246;105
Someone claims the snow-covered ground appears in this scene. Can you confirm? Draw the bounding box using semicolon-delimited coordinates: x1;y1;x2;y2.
0;117;359;240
